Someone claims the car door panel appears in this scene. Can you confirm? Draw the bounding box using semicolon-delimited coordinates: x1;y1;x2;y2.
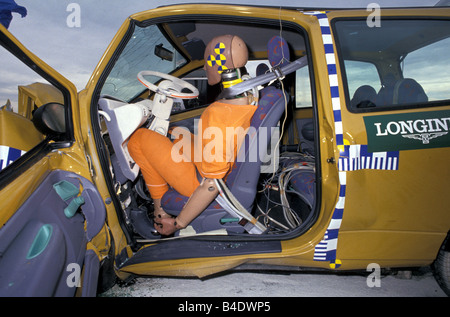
0;23;110;296
328;12;450;264
0;220;67;296
0;170;105;296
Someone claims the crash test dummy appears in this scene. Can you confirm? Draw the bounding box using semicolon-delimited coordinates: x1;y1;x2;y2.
128;34;257;236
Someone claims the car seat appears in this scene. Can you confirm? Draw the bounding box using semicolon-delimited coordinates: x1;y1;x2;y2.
161;36;290;234
393;78;428;105
375;73;396;106
351;85;377;108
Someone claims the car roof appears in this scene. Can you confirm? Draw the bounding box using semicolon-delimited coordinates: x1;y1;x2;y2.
156;1;446;10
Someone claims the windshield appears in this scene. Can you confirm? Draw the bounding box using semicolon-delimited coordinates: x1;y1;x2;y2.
101;24;187;102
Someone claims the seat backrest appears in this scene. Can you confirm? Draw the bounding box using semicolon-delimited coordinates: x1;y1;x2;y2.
225;86;286;209
351;85;377;108
224;35;290;209
393;78;428;105
375;73;396;106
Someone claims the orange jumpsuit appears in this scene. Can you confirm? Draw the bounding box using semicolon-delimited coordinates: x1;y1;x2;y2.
128;101;256;200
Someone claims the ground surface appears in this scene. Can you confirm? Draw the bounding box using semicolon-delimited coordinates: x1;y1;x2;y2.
100;267;446;297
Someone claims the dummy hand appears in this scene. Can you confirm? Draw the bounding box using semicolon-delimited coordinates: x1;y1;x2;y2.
154;217;179;236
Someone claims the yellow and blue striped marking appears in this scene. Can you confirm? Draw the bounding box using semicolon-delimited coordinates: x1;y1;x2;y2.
339;145;399;171
306;11;345;269
307;12;400;269
0;145;25;171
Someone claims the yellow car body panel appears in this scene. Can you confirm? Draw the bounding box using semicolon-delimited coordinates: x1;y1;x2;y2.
1;4;450;295
327;8;450;269
18;82;64;120
81;5;450;272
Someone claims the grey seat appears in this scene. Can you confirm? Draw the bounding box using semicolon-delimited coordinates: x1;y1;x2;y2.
393;78;428;105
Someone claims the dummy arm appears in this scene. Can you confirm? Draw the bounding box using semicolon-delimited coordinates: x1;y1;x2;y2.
154;178;219;235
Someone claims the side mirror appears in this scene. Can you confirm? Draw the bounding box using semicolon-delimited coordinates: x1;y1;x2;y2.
32;102;66;136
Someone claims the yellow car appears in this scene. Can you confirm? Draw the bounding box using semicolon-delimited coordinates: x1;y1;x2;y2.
0;4;449;297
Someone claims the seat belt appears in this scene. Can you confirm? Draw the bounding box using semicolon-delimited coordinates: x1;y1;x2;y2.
217;56;307;100
214;179;266;234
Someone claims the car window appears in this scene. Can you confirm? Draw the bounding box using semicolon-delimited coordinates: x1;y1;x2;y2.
333;19;450;111
295;65;313;108
101;24;188;102
344;60;381;108
403;37;450;102
0;42;64;172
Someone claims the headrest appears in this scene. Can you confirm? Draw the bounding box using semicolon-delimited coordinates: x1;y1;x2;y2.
394;78;428;104
267;36;290;67
256;63;270;76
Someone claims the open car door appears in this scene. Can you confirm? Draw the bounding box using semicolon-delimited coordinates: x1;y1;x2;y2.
0;25;107;296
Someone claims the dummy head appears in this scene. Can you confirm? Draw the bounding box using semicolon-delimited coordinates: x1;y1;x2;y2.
204;34;248;86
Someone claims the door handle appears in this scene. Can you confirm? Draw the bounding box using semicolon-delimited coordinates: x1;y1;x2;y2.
53;180;85;218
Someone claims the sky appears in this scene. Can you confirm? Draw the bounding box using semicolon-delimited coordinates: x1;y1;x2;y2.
0;0;445;103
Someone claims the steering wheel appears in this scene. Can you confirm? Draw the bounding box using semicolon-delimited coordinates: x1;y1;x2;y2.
137;71;199;100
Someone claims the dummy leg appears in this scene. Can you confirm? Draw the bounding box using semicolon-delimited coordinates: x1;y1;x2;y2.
175;178;219;229
128;128;200;198
153;198;173;219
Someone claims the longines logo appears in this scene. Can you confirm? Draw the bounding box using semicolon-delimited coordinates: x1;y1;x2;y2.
402;132;448;144
364;110;450;152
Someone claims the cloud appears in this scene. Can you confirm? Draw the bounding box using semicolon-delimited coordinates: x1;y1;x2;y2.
6;0;155;90
0;47;45;108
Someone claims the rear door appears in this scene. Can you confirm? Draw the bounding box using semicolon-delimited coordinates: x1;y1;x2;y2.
0;25;106;296
328;9;450;265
